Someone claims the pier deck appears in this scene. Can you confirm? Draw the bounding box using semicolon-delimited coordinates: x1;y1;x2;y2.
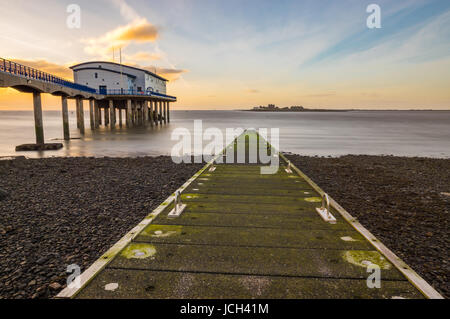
61;136;436;299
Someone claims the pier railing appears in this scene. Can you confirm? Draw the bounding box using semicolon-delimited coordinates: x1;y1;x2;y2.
0;58;97;94
103;88;177;100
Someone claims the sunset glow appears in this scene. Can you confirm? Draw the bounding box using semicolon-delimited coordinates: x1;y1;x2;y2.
1;0;449;110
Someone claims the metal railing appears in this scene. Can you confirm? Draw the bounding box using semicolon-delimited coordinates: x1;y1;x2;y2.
103;88;177;100
0;58;97;94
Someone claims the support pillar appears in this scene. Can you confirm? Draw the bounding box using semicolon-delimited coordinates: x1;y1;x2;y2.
105;106;110;126
76;98;80;129
149;100;154;127
154;101;159;126
119;108;123;127
138;103;143;126
109;100;115;129
89;99;95;130
77;98;85;134
159;101;163;125
126;99;132;127
33;92;44;145
167;102;170;123
143;101;149;125
164;101;167;124
94;100;100;128
61;96;70;141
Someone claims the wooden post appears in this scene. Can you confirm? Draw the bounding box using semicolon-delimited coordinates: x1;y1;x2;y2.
33;92;44;145
164;101;167;124
109;100;115;129
105;106;110;126
126;99;132;127
138;101;144;126
154;101;159;126
159;101;163;125
94;100;100;128
119;108;123;127
167;102;170;123
61;96;70;141
89;99;95;130
76;98;80;129
149;100;154;127
143;101;148;125
78;99;85;134
131;101;136;125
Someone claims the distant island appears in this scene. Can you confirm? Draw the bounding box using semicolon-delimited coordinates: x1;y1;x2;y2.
247;104;347;112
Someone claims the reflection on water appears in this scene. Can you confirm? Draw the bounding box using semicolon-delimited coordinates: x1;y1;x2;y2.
0;110;449;158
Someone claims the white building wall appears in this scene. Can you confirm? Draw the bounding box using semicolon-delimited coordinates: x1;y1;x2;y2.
74;69;134;92
72;62;167;94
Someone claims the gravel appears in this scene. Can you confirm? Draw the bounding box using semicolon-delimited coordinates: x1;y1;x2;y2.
286;154;449;298
0;156;202;299
1;155;448;299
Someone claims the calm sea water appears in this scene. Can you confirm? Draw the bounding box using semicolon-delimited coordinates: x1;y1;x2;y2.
0;110;449;159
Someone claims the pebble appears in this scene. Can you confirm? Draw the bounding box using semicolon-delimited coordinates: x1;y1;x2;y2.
0;156;202;299
287;154;449;298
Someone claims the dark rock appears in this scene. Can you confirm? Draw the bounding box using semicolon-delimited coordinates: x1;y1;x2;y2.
286;154;450;299
15;143;63;152
0;187;8;201
0;156;202;299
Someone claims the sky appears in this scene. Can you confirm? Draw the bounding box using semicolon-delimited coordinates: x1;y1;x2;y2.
0;0;449;110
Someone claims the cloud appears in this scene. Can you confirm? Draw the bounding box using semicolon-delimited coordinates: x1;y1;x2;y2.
110;0;140;21
246;89;260;94
124;51;161;62
120;62;187;81
147;67;188;82
11;59;73;79
83;18;159;58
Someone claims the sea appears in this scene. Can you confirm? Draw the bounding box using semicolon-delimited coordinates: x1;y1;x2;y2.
0;110;449;159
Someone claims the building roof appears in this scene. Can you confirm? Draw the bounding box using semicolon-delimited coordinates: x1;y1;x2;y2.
73;67;136;79
70;61;168;82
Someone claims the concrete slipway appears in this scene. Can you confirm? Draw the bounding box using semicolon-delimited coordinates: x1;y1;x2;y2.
57;132;442;299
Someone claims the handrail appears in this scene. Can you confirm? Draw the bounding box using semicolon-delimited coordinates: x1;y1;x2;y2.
0;57;176;99
0;57;96;94
103;88;176;99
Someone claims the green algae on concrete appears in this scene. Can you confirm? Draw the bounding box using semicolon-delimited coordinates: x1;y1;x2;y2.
77;269;424;299
121;243;157;260
152;211;352;231
305;197;322;203
109;243;405;280
141;224;183;238
135;225;372;250
343;250;392;270
74;158;427;299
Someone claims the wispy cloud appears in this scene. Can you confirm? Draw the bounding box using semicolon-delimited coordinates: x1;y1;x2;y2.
11;59;73;79
83;18;159;57
124;51;161;62
110;0;140;21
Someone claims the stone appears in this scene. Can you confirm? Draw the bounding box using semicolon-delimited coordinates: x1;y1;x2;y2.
15;143;63;152
48;282;62;291
0;187;8;201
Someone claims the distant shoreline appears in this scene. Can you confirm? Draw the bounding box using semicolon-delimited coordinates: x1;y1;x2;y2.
244;108;450;112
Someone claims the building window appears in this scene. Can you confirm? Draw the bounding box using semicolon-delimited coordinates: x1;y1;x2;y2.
94;73;98;79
